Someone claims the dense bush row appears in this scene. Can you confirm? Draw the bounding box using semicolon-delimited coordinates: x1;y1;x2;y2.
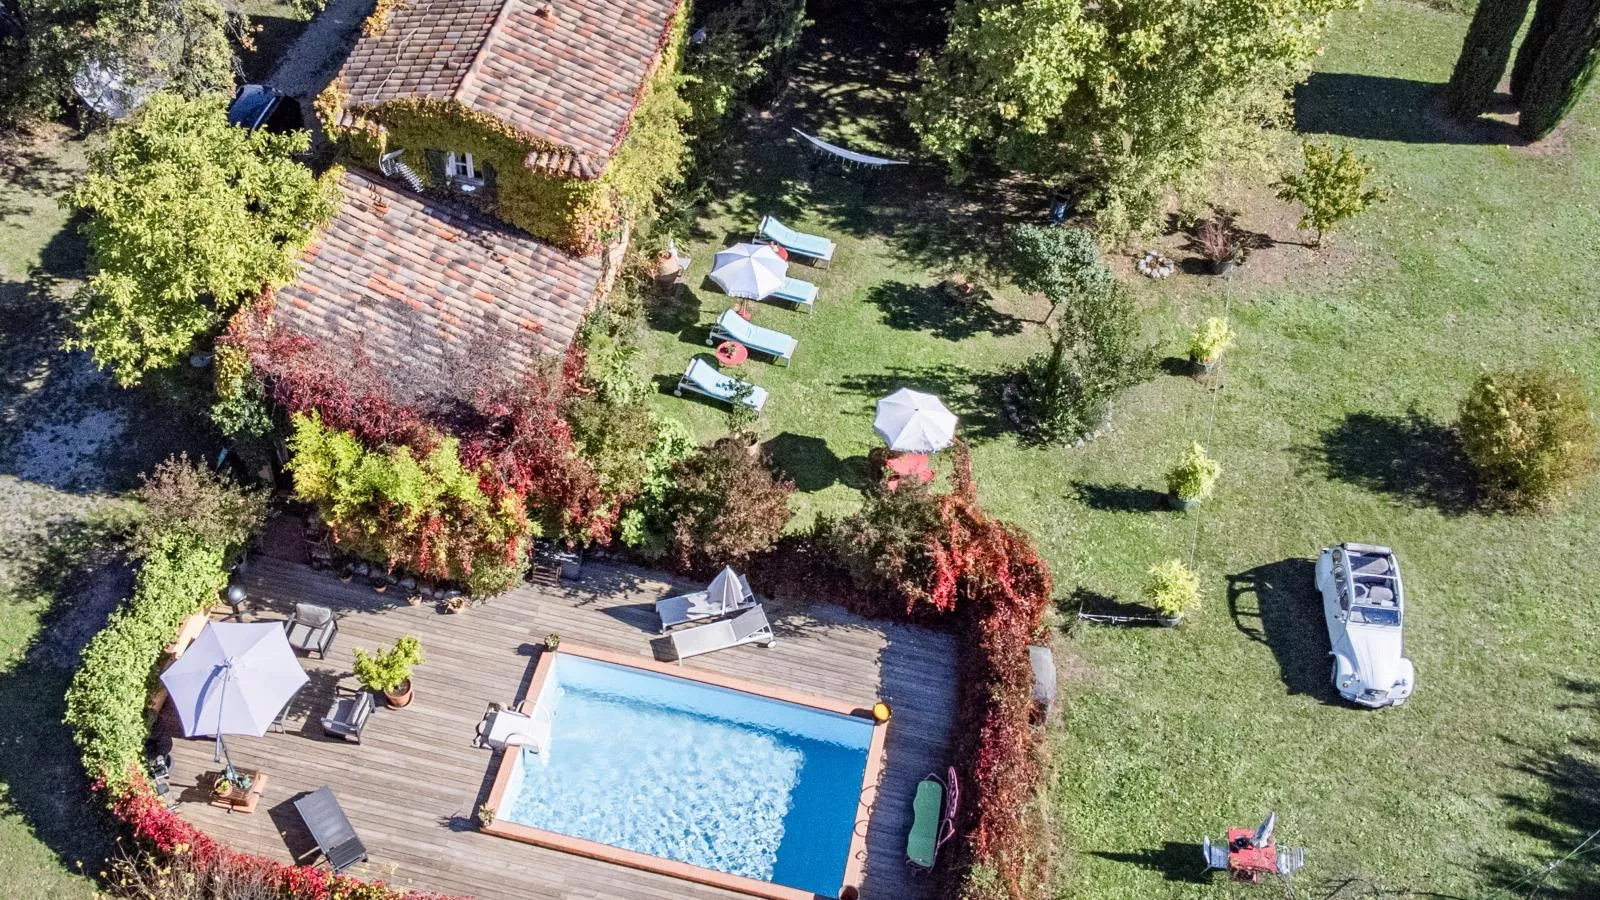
64;458;265;789
816;446;1055;899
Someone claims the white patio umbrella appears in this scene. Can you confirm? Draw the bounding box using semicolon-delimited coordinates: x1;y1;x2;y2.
873;388;958;453
160;621;308;778
710;243;788;299
705;565;745;614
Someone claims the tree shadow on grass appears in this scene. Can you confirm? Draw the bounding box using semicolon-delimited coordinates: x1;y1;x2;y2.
0;516;131;883
1480;679;1600;896
1295;73;1524;146
1227;558;1341;704
1303;410;1479;516
835;366;1011;443
762;432;867;493
864;280;1023;341
1070;481;1170;513
1088;843;1213;883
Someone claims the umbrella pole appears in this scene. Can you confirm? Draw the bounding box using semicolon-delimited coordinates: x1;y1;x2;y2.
212;661;241;784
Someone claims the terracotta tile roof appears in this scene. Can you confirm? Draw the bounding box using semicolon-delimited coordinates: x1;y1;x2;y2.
272;170;600;398
339;0;681;175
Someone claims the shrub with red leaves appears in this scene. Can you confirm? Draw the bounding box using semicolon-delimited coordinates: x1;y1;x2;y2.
820;442;1053;899
455;365;610;543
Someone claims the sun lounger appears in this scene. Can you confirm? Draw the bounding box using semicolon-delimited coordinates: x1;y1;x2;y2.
657;574;756;632
769;277;818;313
294;787;368;874
907;770;955;871
708;310;797;365
675;358;768;410
671;605;775;661
756;215;835;268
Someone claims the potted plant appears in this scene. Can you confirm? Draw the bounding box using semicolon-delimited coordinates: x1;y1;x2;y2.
1187;317;1236;375
352;635;425;708
213;775;234;797
544;632;561;651
476;804;496;829
1194;214;1244;274
1166;442;1221;510
1144;558;1201;626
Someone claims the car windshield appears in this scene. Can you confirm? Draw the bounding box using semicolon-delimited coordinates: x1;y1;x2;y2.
1352;605;1401;627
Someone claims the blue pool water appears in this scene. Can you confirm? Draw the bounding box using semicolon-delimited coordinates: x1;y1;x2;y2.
499;654;873;897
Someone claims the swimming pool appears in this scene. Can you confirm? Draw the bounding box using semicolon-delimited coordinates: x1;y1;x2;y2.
482;646;885;900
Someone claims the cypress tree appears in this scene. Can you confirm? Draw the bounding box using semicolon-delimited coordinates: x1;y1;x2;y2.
1445;0;1534;119
1510;0;1566;103
1517;0;1600;140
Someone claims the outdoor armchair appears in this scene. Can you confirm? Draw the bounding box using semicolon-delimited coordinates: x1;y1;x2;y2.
321;687;374;744
284;602;338;658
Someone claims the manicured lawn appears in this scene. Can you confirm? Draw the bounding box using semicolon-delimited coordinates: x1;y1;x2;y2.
641;1;1600;896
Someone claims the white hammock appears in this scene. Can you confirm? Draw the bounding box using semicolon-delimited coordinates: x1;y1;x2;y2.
792;128;909;169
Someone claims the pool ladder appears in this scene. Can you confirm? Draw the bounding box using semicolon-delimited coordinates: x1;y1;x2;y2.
518;702;555;761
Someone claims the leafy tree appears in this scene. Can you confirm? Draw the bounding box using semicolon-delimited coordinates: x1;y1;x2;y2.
1004;224;1111;322
68;94;338;386
1458;367;1597;510
658;437;794;571
1274;141;1390;247
1515;0;1600;141
1444;0;1534;118
909;0;1355;236
1016;281;1155;443
680;0;807;139
0;0;236;124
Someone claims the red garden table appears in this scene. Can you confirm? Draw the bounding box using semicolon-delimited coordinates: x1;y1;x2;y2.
715;341;749;367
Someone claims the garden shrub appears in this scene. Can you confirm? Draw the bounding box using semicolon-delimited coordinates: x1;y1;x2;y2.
1274;140;1391;247
657;437;795;571
65;533;229;788
1458;366;1597;510
286;413;534;594
1188;317;1236;365
134;454;267;555
816;445;1055;897
815;477;944;613
1166;442;1220;502
617;417;696;559
1144;558;1202;618
1016;282;1155;444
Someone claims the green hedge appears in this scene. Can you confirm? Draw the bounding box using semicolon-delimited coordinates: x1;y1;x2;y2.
64;532;230;787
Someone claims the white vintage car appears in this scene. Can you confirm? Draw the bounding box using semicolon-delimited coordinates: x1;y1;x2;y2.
1315;543;1415;708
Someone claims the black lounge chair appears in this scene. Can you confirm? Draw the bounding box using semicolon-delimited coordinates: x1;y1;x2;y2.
321;688;374;744
294;787;368;873
284;602;338;658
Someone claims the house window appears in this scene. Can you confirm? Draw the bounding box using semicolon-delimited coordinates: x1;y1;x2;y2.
445;152;480;183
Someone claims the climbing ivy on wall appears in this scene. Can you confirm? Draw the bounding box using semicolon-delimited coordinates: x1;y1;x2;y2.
317;0;690;255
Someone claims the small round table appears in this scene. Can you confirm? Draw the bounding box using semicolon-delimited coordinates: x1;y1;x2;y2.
770;244;789;261
715;341;749;367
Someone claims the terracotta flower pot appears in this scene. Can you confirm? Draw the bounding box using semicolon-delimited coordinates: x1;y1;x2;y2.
384;679;414;708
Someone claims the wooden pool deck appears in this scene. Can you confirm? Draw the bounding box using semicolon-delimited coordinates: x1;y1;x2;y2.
158;557;957;900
